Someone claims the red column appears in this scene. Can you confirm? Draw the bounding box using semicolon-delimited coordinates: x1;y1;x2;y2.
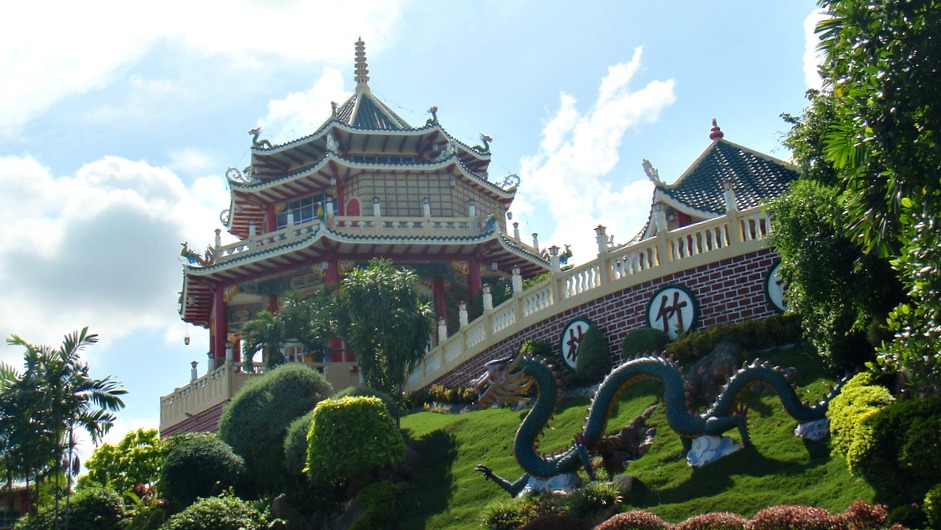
212;287;227;365
326;260;340;286
468;256;482;298
433;276;447;322
267;294;279;313
265;204;276;232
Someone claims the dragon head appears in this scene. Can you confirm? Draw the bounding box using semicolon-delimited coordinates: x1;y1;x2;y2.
473;354;534;409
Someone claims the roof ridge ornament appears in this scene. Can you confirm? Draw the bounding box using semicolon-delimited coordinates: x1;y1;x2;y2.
354;37;370;91
642;159;665;187
709;118;724;141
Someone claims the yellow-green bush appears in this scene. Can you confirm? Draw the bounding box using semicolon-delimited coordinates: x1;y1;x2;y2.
305;397;405;487
825;372;894;464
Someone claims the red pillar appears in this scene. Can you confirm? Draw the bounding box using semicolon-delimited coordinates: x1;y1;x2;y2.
212;287;227;366
468;255;482;298
267;294;279;313
433;276;447;322
326;260;340;286
265;204;276;232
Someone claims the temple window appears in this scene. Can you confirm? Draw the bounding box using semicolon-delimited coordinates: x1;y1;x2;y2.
276;193;329;229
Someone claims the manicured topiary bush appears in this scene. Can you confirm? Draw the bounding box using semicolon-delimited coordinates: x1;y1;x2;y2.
160;494;267;530
826;372;895;464
621;327;671;358
851;396;941;505
594;510;671;530
575;325;611;384
333;385;398;417
518;513;593;530
306;397;406;487
218;363;332;493
160;433;246;510
14;487;126;530
746;504;836;529
283;409;314;477
675;511;746;530
350;480;397;530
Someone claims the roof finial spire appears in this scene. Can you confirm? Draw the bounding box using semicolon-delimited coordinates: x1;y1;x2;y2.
354;37;370;91
709;118;724;141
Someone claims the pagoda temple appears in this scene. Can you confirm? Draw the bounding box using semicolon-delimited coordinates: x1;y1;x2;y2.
178;39;549;390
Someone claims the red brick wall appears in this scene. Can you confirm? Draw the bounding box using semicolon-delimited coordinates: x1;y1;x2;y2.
160;401;227;438
432;249;779;388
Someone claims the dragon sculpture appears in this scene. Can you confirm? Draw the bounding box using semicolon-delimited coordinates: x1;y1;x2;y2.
474;353;845;497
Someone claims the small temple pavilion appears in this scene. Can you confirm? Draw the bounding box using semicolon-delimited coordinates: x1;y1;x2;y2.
633;119;798;241
178;39;549;390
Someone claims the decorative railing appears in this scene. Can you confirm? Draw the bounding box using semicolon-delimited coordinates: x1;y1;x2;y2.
407;206;773;390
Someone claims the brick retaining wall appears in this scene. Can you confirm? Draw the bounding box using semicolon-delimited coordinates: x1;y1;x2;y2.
432;248;778;388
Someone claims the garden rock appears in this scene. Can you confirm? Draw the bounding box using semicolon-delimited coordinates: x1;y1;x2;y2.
686;340;742;406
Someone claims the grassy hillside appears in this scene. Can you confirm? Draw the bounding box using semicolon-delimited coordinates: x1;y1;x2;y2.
398;348;875;529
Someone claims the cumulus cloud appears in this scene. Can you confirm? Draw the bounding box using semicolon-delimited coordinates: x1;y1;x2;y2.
0;155;227;361
515;47;675;264
260;67;351;143
1;0;404;137
803;9;828;90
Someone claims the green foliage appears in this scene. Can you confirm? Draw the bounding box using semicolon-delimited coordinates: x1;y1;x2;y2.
350;480;397;530
159;494;267;530
519;514;593;530
218;362;331;493
566;481;621;519
621;327;670;357
520;339;555;361
575;325;611;384
306;397;405;488
79;428;163;497
851;397;941;505
332;385;398;417
663;314;802;364
410;384;477;409
240;290;336;369
769;180;896;370
925;484;941;530
481;497;535;530
336;258;434;421
826;372;895;463
812;0;941;394
283;410;314;478
159;433;246;510
14;487;126;530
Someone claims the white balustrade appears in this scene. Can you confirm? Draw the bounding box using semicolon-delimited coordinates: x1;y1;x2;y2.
492;305;517;334
521;284;553;317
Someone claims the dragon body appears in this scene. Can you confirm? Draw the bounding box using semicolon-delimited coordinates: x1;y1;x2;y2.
475;354;843;496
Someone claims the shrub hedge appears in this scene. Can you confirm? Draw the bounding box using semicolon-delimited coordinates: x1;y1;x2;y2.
350;480;397;530
159;433;246;510
826;372;895;464
14;487;126;530
621;327;671;358
160;494;267;530
575;325;611;385
663;314;802;364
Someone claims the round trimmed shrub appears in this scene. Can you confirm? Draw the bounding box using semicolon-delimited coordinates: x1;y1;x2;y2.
826;372;894;463
575;325;611;384
218;363;332;493
676;511;746;529
160;494;266;530
14;487;126;530
283;409;314;477
746;505;836;530
622;327;671;358
306;396;406;487
594;510;671;530
160;433;246;509
333;385;398;418
925;484;941;530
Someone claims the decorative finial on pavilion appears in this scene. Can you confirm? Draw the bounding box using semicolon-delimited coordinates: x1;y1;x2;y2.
354;37;370;91
709;118;724;141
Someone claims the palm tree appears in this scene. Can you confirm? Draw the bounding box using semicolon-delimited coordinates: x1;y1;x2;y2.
4;328;126;529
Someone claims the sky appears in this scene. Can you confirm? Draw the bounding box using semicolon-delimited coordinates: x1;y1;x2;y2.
0;1;825;454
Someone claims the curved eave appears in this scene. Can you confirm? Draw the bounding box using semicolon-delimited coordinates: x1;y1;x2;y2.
248;122;492;178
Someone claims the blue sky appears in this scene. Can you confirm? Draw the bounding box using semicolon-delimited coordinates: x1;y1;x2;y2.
0;1;824;450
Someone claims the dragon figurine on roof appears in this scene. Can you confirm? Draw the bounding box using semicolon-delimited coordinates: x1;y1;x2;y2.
474;353;845;497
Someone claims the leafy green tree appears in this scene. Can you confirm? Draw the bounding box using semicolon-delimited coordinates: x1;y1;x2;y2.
217;363;332;494
2;328;126;522
78;428;163;498
807;0;941;392
574;325;611;384
335;258;434;422
240;290;335;370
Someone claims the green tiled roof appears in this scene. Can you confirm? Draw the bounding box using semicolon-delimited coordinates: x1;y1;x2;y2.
335;92;411;131
660;140;798;214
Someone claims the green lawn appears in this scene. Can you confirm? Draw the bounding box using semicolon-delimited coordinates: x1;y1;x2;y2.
398;348;875;529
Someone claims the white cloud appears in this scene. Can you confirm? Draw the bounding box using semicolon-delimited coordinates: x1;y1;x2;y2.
261;67;351;143
803;9;828;90
0;0;405;137
168;149;219;176
516;47;674;264
0;155;228;355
